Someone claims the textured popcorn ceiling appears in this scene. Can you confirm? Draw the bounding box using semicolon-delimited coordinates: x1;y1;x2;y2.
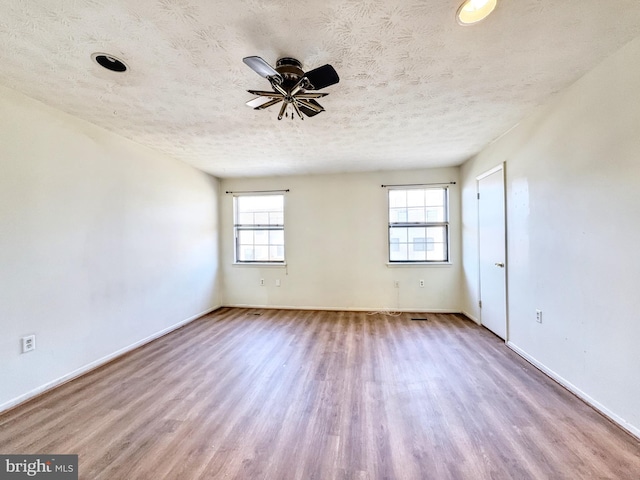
1;1;640;178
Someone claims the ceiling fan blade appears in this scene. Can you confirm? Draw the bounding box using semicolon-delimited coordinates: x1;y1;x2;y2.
296;98;324;113
298;106;323;118
304;64;339;90
293;92;329;99
296;99;325;117
243;56;283;83
247;90;284;98
246;96;282;109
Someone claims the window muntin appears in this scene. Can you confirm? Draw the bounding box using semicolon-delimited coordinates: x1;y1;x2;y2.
388;188;449;263
234;194;284;263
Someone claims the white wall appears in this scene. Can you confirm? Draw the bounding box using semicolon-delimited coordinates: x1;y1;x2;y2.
461;37;640;436
0;85;221;411
221;168;461;311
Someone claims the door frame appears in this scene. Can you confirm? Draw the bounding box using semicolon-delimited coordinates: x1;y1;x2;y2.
476;163;509;341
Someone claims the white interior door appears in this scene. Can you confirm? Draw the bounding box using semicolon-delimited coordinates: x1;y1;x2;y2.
477;166;507;339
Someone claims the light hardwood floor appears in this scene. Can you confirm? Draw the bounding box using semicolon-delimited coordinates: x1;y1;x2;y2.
1;308;639;479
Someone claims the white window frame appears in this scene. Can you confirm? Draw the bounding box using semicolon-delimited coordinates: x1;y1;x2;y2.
233;194;285;264
387;186;450;264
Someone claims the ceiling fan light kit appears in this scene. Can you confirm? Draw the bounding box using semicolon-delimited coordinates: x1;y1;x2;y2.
457;0;498;25
243;56;339;120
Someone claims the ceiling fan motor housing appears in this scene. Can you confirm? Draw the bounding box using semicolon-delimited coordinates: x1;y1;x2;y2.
275;57;304;89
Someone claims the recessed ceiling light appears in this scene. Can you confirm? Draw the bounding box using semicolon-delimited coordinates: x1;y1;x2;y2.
91;53;128;72
457;0;497;26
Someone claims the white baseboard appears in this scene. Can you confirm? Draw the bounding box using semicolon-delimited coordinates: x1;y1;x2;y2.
223;303;460;314
0;305;221;414
507;341;640;441
461;310;480;324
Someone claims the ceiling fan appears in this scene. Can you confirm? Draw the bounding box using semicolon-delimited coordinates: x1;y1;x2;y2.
243;56;340;120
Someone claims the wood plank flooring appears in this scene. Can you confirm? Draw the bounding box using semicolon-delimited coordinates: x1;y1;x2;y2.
1;308;639;479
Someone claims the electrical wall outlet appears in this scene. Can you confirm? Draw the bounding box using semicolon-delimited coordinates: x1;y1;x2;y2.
536;310;542;323
275;279;281;287
394;280;399;288
419;279;425;288
22;335;36;353
259;278;265;286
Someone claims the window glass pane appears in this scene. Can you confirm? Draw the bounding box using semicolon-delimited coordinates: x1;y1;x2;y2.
237;197;259;215
254;212;269;224
270;246;284;261
407;227;426;242
407;207;425;223
237;195;282;212
426;226;444;243
389;227;408;243
413;238;426;251
426;207;444;222
409;226;427;259
389;190;406;208
408;244;427;261
270;212;284;225
254;246;269;262
407;189;425;207
390;208;407;223
238;230;254;244
425;189;444;205
426;226;447;260
390;243;408;262
237;212;254;225
426;242;447;261
269;230;284;245
263;195;284;211
238;246;255;261
426;237;435;251
256;230;270;245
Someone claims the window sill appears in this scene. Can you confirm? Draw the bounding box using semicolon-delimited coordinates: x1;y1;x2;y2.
386;262;452;267
233;262;287;267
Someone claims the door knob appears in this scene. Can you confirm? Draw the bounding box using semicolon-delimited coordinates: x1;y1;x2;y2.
494;262;505;268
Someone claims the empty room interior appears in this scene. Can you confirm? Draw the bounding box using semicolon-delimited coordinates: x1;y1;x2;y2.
1;1;640;479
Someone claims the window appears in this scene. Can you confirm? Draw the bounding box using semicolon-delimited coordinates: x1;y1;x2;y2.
234;194;285;263
388;187;449;263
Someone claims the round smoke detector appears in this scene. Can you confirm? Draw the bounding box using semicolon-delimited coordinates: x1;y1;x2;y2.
91;53;128;72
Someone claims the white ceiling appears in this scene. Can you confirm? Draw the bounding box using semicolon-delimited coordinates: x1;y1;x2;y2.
1;1;640;178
